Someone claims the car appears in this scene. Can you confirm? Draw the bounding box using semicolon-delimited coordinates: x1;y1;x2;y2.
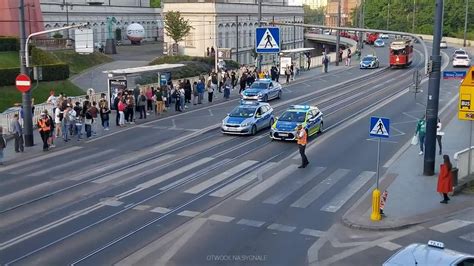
360;55;380;69
440;40;448;49
453;54;471;67
379;33;389;39
221;101;274;135
383;240;474;266
270;104;323;141
374;39;385;47
453;49;468;59
241;79;282;102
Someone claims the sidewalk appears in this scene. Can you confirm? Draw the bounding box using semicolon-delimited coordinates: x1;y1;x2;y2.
1;63;349;164
342;115;474;231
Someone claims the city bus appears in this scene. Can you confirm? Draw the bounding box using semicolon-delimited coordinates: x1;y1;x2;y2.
389;39;414;68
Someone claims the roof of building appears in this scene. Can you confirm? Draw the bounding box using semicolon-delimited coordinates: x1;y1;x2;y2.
103;64;185;76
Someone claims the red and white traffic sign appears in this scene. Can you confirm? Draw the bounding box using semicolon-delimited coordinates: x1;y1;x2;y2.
15;74;32;92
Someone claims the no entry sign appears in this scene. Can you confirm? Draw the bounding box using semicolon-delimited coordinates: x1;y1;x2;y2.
16;74;31;92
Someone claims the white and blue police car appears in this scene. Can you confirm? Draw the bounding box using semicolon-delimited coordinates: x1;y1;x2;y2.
221;101;274;135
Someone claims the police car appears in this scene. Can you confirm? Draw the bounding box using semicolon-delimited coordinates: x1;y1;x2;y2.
270;105;323;141
383;240;474;265
221;101;274;135
241;79;282;102
360;55;380;69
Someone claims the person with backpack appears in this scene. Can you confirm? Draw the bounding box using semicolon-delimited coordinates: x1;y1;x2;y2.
322;53;329;73
211;72;218;93
223;73;231;100
84;107;93;139
113;93;121;127
99;100;111;130
62;105;71;142
137;91;147;119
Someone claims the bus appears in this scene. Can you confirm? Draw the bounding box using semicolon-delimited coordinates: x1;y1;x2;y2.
389;39;414;68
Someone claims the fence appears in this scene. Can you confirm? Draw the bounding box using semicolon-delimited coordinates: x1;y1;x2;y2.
454;146;474;182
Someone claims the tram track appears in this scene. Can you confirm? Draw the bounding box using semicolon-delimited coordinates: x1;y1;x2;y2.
1;57;426;264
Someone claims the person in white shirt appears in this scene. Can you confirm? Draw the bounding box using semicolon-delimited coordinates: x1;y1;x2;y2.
436;118;444;155
46;90;57;114
54;107;62;138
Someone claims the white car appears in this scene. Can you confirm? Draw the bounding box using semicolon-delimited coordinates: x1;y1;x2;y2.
379;33;389;39
440;40;448;49
453;54;471;67
453;49;468;59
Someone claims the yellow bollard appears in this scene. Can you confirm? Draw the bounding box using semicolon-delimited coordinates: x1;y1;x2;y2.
370;189;382;221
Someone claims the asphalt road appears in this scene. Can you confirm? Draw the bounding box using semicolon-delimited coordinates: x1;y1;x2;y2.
0;42;467;265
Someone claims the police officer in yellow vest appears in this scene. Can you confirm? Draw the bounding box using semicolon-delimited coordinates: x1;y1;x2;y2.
296;124;309;168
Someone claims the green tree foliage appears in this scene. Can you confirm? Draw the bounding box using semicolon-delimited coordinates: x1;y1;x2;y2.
303;5;326;25
164;11;193;44
362;0;473;38
150;0;161;8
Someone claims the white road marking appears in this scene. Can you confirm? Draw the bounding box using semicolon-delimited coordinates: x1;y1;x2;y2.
365;138;398;144
235;165;298;201
459;232;474;243
237;219;266;228
93;154;175;184
321;171;375;213
137;157;214;189
171;119;176;128
177;210;201;218
0;146;82;173
291;169;350;209
100;200;124;207
208;214;235;223
208;109;214;116
150;207;171;214
300;228;325;238
209;163;276;198
264;167;326;205
429;219;474;233
132;205;152;211
184;160;258;194
377;241;402;251
267;223;296;233
159;159;232;191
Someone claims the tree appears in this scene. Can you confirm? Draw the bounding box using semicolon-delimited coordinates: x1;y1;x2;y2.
303;5;326;25
164;11;193;44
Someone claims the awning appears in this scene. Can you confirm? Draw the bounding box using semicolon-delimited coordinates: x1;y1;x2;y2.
280;48;315;54
103;63;186;76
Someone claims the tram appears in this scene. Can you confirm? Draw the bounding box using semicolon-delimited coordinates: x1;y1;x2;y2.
389;39;414;68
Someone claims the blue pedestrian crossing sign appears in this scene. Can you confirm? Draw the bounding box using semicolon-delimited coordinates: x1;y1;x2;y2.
256;27;280;53
369;117;390;138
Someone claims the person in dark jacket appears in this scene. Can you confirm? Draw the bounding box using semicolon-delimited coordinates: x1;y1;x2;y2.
113;93;121;126
184;79;192;103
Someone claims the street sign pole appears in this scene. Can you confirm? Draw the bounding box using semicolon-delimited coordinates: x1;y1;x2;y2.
19;0;34;147
469;121;472;177
376;137;381;189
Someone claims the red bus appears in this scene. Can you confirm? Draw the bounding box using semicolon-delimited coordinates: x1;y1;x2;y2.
389;39;414;68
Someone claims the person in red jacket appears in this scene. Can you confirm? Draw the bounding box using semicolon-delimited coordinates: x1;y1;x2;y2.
437;155;453;204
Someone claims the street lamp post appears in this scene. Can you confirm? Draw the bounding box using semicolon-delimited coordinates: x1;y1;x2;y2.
423;0;444;176
463;0;469;47
61;1;73;40
387;0;390;30
412;0;416;33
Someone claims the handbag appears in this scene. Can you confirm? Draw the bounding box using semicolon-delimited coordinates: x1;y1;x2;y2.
411;134;419;145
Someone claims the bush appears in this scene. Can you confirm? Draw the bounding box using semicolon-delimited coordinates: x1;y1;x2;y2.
0;37;20;52
41;64;70;81
149;55;215;66
52;32;63;39
31;46;61;66
0;67;20;86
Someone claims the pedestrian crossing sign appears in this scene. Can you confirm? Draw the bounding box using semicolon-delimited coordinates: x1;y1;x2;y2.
256;27;280;53
369;117;390;138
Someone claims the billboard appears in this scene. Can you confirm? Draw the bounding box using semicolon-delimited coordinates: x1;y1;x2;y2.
108;78;127;110
74;28;94;54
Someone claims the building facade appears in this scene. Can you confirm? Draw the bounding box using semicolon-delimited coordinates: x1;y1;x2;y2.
303;0;327;10
39;0;163;45
325;0;359;27
163;0;304;65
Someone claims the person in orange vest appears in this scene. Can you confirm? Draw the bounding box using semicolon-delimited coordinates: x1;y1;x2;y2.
37;112;51;151
296;124;309;168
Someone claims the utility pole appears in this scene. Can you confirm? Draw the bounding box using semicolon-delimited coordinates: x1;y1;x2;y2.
412;0;416;33
61;0;73;40
257;0;262;73
463;0;469;47
19;0;34;146
293;16;296;49
335;0;341;66
236;16;239;64
423;0;444;176
387;0;390;30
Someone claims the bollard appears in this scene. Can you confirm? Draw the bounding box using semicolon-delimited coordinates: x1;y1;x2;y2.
370;189;382;221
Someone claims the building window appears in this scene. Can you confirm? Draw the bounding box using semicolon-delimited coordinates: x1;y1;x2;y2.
224;32;229;48
243;30;247;48
185;31;194;47
218;32;223;48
